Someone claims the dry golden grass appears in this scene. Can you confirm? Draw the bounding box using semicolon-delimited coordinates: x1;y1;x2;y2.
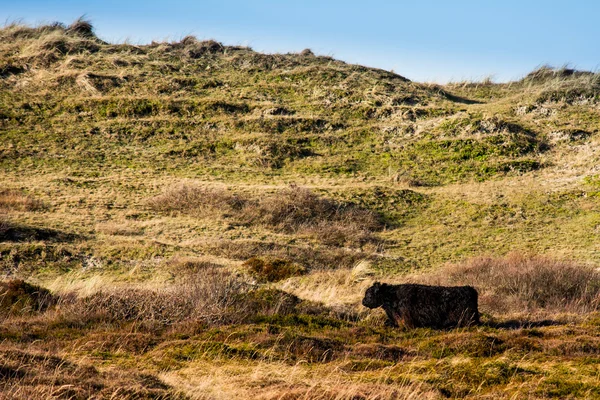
2;257;600;399
0;279;55;316
0;345;182;400
148;185;383;248
278;264;375;308
0;189;44;212
160;360;439;400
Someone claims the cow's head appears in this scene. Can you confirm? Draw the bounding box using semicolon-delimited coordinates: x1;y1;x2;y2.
362;282;385;308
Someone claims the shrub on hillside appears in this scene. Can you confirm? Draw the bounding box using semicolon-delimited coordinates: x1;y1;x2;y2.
414;253;600;314
75;266;247;326
147;185;245;216
167;257;224;275
58;268;327;328
65;17;95;38
522;66;589;83
243;185;383;233
239;288;301;316
243;256;306;283
149;185;384;248
186;40;224;58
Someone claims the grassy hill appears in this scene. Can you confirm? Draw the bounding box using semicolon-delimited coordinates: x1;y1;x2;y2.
1;20;600;399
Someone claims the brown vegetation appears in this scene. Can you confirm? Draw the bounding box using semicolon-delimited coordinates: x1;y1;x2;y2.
147;185;245;216
0;190;44;212
0;347;182;400
243;256;307;283
0;280;54;316
68;267;248;327
411;253;600;315
149;185;384;248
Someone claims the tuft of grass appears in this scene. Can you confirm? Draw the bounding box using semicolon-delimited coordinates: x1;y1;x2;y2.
0;279;55;316
243;256;306;283
0;190;44;212
65;17;95;38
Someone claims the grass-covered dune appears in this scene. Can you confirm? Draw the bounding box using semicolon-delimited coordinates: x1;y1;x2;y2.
1;19;600;399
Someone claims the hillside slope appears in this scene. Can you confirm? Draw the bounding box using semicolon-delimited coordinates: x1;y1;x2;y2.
1;21;600;399
2;21;600;268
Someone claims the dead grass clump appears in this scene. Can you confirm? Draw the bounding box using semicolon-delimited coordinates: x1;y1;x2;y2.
57;269;325;331
0;24;37;41
239;186;383;248
300;48;315;56
21;28;101;67
414;253;600;314
181;267;249;325
0;216;10;239
240;288;301;317
75;72;123;93
70;267;248;327
150;185;383;247
350;343;407;362
186;40;224;59
77;288;188;326
243;256;306;283
0;280;55;316
179;35;198;46
168;257;224;275
243;186;384;248
308;220;380;248
522;65;591;84
534;74;600;105
148;185;245;216
0;189;44;211
39;35;99;54
65;17;95;38
283;334;344;363
0;64;26;78
0;22;64;41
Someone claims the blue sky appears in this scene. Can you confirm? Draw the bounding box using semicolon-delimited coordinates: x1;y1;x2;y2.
2;0;599;83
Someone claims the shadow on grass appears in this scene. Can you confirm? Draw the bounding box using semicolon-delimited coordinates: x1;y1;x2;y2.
484;319;562;330
436;88;484;105
0;222;81;243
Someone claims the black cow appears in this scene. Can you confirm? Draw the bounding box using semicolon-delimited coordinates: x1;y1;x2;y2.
362;282;480;329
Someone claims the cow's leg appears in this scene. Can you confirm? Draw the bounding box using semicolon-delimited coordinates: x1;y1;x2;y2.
402;309;415;329
382;305;399;327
